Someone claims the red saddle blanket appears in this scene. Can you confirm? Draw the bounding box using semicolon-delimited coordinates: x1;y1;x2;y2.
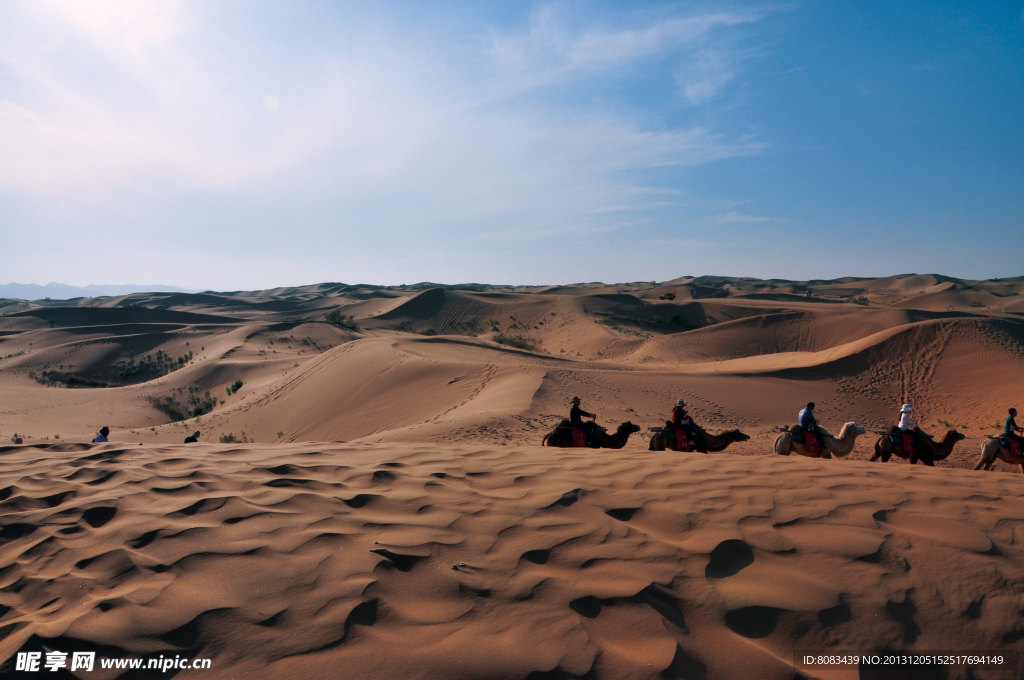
672;428;693;452
902;432;915;455
572;427;587;448
1008;438;1021;458
804;432;819;455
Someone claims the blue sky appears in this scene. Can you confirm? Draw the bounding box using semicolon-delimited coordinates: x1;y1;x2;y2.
1;1;1021;289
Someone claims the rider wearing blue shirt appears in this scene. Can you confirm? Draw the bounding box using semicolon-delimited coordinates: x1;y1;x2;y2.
798;403;824;449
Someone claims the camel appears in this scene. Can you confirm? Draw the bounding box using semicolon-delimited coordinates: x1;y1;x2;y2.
973;436;1024;473
774;422;866;459
542;420;641;449
648;427;750;452
871;429;966;466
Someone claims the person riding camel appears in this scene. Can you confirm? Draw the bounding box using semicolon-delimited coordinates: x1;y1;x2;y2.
570;396;599;446
184;430;200;443
92;426;110;443
1005;408;1023;445
667;399;707;453
798;402;824;450
896;403;921;450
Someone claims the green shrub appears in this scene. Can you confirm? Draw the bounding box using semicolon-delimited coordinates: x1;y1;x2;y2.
219;432;238;443
147;385;217;421
114;349;192;384
494;333;539;351
692;286;728;299
324;308;359;330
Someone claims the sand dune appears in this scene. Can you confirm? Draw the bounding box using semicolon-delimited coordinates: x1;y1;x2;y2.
1;442;1022;679
3;274;1024;678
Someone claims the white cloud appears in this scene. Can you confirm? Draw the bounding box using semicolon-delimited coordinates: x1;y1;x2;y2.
0;1;777;287
715;211;770;224
486;3;765;101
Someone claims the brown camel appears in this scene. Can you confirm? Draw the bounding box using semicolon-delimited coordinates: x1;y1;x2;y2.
648;427;750;452
774;422;866;459
871;429;966;466
542;420;641;449
973;436;1024;473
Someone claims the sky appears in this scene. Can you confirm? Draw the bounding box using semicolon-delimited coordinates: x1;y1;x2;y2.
1;0;1021;290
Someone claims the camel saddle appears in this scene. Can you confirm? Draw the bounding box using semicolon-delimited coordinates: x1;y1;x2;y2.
572;427;587;448
999;437;1022;457
789;426;818;454
671;427;694;452
889;429;916;455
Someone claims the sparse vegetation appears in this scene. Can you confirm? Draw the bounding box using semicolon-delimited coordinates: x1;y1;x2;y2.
598;313;700;334
692;286;729;299
219;432;238;443
147;385;217;421
493;333;539;351
852;296;870;306
226;379;244;395
114;350;193;383
324;308;359;330
969;301;986;308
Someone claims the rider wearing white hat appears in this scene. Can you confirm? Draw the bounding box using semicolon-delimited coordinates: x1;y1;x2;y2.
898;404;916;431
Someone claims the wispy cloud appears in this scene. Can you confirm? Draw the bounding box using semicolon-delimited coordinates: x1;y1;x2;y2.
714;211;770;223
0;1;779;287
486;3;767;102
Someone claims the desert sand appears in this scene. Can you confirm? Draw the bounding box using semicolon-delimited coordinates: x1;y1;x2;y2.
2;274;1024;678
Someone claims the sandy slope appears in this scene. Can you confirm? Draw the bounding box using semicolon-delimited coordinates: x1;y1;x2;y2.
3;274;1024;678
1;442;1022;679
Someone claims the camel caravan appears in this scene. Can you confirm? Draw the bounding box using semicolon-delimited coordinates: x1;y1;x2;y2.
541;397;1024;474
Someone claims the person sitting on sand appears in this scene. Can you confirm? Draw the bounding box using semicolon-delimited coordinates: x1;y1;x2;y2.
570;396;599;446
1005;408;1023;445
668;400;707;453
798;403;824;449
92;426;110;443
184;430;200;443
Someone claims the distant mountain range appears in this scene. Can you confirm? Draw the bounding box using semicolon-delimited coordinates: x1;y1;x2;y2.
0;282;201;301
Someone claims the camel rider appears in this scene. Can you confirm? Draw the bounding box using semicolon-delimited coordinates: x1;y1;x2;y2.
798;402;824;449
92;426;110;443
570;396;599;445
668;400;707;453
898;404;916;431
897;404;921;449
1006;408;1023;445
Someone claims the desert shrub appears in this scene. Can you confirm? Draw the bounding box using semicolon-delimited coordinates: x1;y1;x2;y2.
115;349;192;383
598;314;699;333
147;385;217;421
494;333;539;351
968;301;986;308
324;308;359;330
219;432;238;443
852;296;870;306
231;379;243;393
692;286;728;299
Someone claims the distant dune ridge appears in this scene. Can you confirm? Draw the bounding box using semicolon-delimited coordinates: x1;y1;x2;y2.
0;282;200;300
2;274;1024;678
